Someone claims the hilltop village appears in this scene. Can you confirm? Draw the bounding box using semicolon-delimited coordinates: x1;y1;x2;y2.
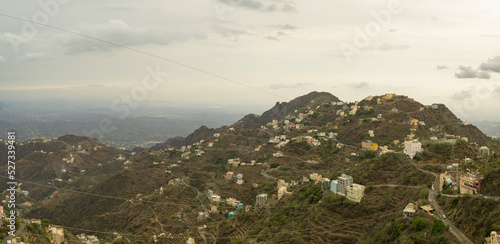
1;92;499;243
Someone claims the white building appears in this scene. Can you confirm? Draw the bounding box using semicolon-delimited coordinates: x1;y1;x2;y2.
404;140;423;159
256;193;268;205
337;174;353;196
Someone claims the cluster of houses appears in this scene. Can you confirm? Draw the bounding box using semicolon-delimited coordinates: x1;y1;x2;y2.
226;172;244;184
206;189;247;219
227;158;265;167
440;162;484;195
403;202;436;218
76;233;100;243
311;173;366;202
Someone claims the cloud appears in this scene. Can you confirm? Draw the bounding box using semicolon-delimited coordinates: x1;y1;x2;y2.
454;66;490;79
451;87;473;100
58;19;208;55
21;52;47;60
0;55;6;62
269;82;313;89
345;81;370;89
479;55;500;73
436;65;448;70
215;0;296;13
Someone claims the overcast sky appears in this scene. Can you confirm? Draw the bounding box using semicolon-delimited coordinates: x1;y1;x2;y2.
1;0;500;120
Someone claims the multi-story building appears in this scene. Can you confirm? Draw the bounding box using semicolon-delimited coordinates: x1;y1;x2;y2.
256;193;268;205
485;231;500;244
330;180;338;194
459;171;482;195
49;226;65;244
337;174;353;196
321;178;331;191
346;184;365;202
277;180;288;189
404;140;423;159
480;146;490;156
278;187;287;200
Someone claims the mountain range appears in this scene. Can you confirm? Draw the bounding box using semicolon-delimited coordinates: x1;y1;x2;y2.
1;91;499;243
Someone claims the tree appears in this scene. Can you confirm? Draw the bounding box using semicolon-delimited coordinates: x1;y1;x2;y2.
410;217;427;232
432;219;445;235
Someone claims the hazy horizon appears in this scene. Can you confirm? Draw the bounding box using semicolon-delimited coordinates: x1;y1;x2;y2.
2;0;500;121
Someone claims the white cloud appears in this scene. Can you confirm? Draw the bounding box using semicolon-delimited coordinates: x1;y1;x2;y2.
0;55;6;62
21;52;47;61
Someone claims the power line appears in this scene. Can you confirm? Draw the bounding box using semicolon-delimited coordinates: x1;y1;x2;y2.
0;13;290;101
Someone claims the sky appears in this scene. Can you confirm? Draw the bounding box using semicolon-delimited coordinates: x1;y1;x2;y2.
1;0;500;121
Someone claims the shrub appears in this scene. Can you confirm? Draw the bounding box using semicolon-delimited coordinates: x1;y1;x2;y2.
432;220;445;235
410;217;427;232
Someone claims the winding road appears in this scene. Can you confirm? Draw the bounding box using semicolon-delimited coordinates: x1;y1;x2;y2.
408;158;473;244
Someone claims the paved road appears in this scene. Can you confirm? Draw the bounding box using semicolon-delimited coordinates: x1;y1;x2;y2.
408;159;474;244
3;220;26;244
428;190;473;244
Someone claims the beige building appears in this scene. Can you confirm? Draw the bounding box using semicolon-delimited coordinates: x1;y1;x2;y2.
309;173;322;181
403;203;417;218
256;193;268;205
459;171;482;195
346;183;365;202
485;231;500;244
49;226;65;244
361;140;378;151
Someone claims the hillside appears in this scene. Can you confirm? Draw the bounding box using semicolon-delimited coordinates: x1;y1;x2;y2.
1;91;499;243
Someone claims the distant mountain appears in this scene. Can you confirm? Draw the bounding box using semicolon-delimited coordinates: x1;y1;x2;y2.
0;101;9;111
152;91;340;149
150;125;228;150
234;91;341;129
470;121;500;137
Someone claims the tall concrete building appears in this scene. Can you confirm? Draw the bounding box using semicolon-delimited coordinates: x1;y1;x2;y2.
330;180;338;194
337;174;353;196
404;140;423;159
321;178;331;191
256;193;268;205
